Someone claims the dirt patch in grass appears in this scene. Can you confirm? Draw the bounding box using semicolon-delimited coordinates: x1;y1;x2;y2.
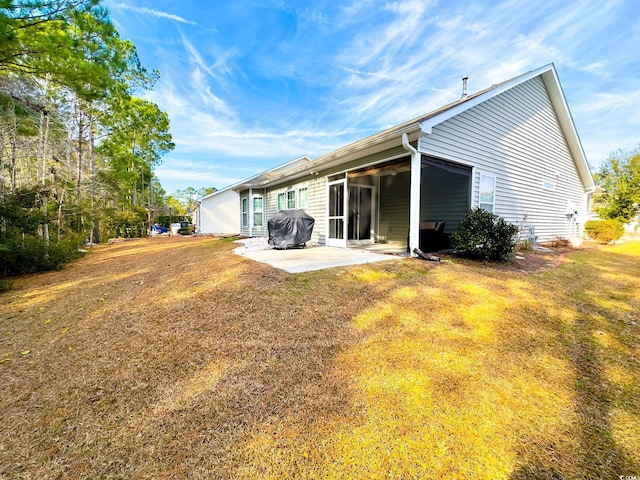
437;244;582;275
1;236;639;479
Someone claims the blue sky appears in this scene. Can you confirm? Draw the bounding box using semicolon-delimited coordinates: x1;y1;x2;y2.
104;0;640;195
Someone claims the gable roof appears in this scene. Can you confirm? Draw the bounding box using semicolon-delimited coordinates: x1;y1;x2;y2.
198;156;312;201
234;63;594;191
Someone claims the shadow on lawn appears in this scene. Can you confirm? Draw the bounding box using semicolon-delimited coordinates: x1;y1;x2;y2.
510;246;640;479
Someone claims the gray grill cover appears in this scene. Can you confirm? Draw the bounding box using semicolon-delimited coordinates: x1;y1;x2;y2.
268;209;315;249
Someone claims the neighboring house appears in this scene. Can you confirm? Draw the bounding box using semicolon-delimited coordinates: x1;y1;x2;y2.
198;63;595;253
194;186;240;235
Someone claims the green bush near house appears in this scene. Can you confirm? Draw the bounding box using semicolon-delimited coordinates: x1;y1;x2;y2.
452;208;519;262
584;219;624;244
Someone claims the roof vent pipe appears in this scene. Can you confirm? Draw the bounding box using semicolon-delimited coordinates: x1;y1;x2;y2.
462;75;468;98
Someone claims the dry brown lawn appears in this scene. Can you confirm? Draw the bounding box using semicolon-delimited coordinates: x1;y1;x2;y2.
1;236;639;479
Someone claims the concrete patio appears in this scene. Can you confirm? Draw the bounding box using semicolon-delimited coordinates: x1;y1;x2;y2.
234;244;405;273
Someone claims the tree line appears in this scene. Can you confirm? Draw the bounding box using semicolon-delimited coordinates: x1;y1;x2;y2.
0;0;174;277
593;148;640;225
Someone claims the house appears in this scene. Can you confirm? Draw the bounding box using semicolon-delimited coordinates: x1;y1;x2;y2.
197;63;595;253
193;186;240;235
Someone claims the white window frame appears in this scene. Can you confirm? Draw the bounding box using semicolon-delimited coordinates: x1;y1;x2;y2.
277;185;309;210
479;173;496;213
277;192;286;210
297;187;308;209
253;195;264;227
286;190;296;209
241;197;248;227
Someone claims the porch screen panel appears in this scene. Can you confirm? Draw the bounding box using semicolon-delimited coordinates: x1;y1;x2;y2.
420;156;472;234
329;183;344;240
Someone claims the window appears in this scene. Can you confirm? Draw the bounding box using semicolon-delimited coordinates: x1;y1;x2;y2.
287;190;296;209
479;174;496;213
298;187;308;209
253;196;263;227
543;181;555;191
241;198;248;227
278;187;308;211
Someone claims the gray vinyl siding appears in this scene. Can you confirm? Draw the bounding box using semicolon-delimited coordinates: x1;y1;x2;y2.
307;177;327;244
420;76;587;242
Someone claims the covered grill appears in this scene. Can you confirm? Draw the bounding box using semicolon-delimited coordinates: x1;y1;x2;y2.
268;209;315;249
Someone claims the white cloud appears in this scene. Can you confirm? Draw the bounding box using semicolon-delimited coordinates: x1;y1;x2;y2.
300;8;329;24
347;0;432;67
574;91;640;121
114;0;639;190
153;167;242;187
111;3;197;25
580;62;609;79
180;35;223;82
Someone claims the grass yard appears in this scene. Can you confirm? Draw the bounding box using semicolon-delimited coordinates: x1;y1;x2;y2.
1;236;639;479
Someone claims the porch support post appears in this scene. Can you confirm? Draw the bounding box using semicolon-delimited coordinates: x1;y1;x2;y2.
248;188;253;237
402;133;420;255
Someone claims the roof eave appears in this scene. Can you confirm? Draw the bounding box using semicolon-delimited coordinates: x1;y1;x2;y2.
539;67;595;192
419;63;595;192
231;64;595;193
235;122;424;190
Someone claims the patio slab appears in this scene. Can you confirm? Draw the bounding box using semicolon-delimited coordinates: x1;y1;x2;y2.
235;245;403;273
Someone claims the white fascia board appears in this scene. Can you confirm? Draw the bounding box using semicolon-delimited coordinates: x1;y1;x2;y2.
540;68;595;191
421;63;595;192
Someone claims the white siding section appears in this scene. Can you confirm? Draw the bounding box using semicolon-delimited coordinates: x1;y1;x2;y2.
198;189;240;234
420;76;588;242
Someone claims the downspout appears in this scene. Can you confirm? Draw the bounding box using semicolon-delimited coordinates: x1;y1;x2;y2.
402;133;421;256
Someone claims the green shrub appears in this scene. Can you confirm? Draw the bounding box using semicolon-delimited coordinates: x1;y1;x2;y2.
0;277;11;293
452;208;519;262
584;219;624;244
0;234;86;276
